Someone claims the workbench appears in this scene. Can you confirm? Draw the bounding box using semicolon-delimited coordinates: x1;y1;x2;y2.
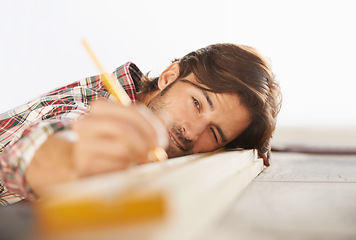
205;128;356;240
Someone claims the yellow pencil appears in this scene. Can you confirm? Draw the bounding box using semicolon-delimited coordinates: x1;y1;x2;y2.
82;40;168;162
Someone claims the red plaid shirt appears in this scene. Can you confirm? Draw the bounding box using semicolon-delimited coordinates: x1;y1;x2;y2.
0;62;143;205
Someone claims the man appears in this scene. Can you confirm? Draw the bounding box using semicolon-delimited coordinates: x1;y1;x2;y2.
0;43;281;205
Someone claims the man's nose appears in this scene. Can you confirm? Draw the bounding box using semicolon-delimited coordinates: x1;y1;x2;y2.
182;117;209;142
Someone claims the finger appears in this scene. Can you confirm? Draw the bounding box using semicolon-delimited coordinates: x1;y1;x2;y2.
73;138;149;177
74;107;161;150
88;101;163;146
135;105;168;148
75;116;155;150
75;123;152;162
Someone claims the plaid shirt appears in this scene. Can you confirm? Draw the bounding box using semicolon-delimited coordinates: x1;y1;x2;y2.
0;62;143;205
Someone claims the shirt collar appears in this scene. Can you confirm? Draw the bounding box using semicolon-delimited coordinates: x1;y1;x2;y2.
114;62;144;104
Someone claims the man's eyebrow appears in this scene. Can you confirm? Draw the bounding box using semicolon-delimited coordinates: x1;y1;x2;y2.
180;79;213;108
202;89;213;110
180;79;227;143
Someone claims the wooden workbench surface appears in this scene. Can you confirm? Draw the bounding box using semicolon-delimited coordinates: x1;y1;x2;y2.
205;128;356;240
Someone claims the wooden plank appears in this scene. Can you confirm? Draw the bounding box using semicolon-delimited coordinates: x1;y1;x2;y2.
38;149;264;240
205;152;356;240
143;151;264;240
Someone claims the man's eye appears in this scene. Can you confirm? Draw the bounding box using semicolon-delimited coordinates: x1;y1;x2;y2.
210;127;218;144
192;97;200;110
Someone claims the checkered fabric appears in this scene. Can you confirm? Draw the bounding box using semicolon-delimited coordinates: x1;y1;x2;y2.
0;62;143;205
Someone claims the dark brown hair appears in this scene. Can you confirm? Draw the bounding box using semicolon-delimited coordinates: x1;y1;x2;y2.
141;43;282;153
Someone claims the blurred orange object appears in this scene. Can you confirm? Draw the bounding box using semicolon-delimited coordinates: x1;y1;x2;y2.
35;191;166;237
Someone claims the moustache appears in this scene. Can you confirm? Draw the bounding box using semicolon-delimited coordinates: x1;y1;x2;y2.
172;127;194;154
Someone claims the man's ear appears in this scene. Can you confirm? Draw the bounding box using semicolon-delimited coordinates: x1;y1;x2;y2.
157;62;180;90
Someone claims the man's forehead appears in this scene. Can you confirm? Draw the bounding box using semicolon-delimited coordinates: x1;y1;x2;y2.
177;76;212;93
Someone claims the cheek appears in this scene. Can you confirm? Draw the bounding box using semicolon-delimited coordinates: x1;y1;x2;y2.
192;132;218;153
154;101;189;130
169;99;195;122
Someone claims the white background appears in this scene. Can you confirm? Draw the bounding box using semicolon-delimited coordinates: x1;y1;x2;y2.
1;0;355;129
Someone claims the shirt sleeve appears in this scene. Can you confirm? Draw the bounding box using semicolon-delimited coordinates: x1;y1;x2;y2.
0;119;72;200
0;63;138;203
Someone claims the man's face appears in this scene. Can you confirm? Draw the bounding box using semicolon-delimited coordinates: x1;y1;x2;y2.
147;73;251;158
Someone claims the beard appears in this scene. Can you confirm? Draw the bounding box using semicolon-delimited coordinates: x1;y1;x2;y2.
147;82;194;158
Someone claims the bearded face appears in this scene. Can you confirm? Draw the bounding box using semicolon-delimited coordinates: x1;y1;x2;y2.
147;76;251;159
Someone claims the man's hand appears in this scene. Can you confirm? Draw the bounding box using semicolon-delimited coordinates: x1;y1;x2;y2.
26;100;166;196
72;100;165;177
